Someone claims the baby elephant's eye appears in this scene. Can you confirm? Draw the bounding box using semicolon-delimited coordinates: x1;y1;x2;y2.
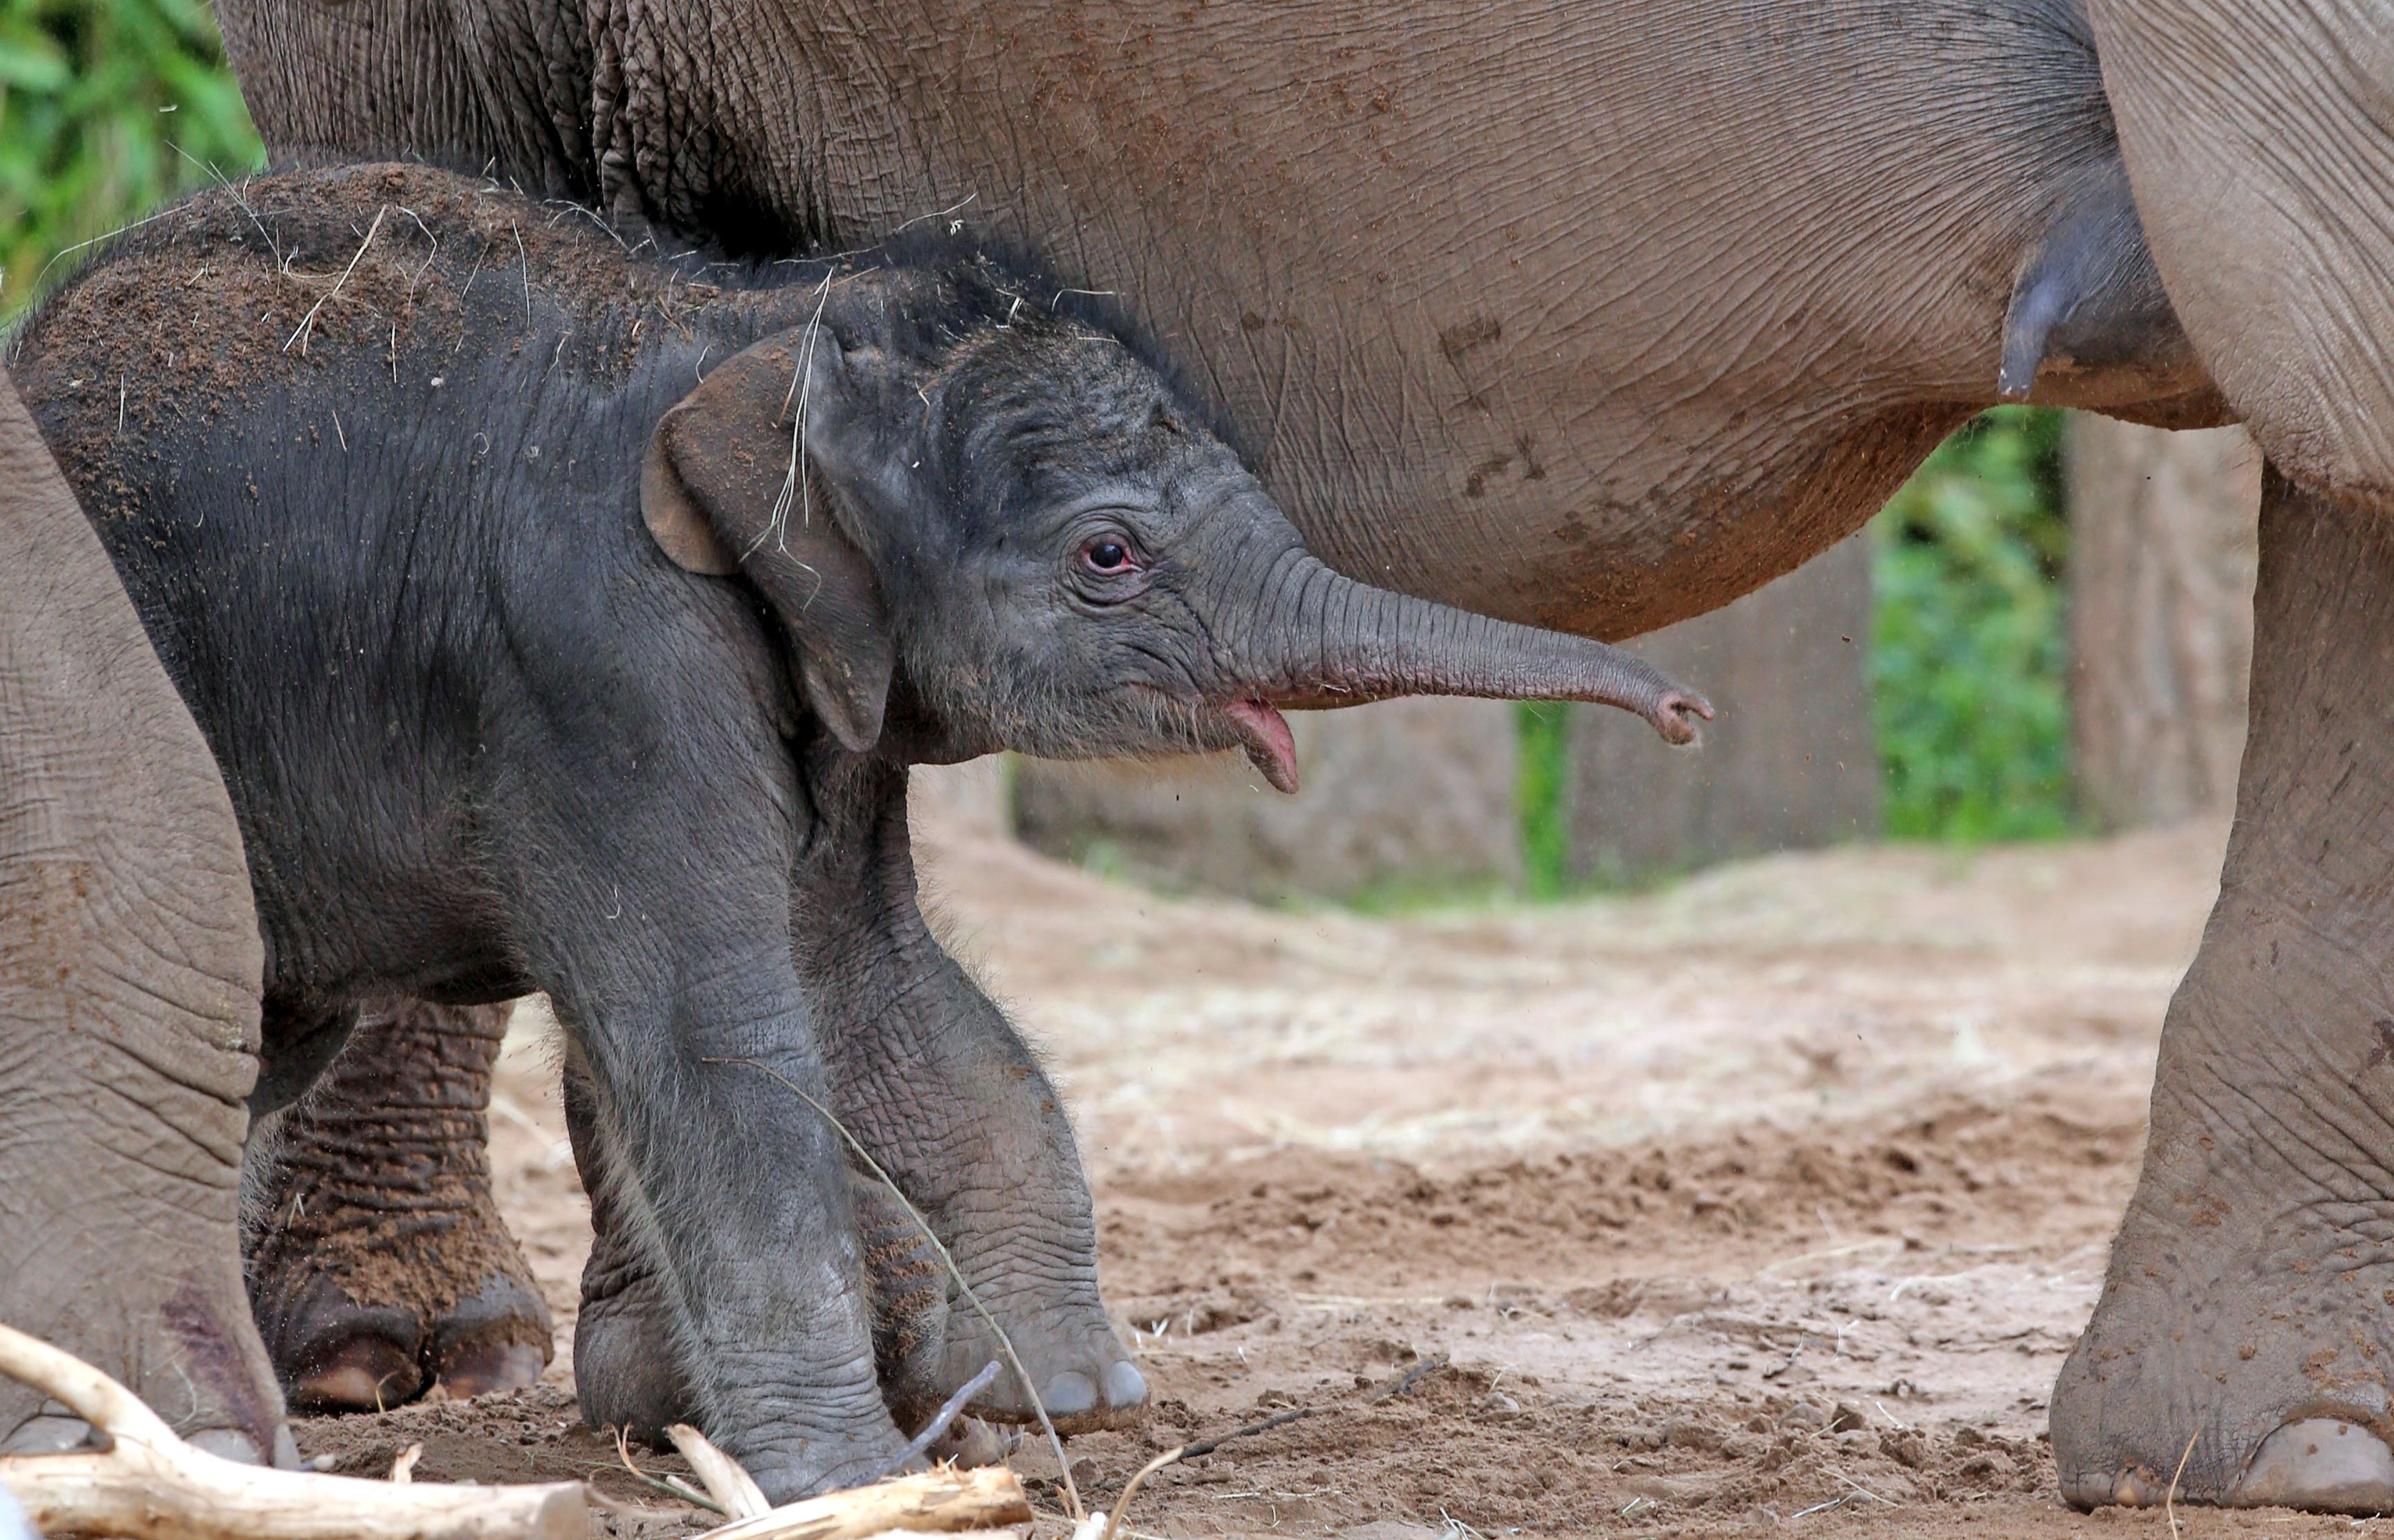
1082;538;1135;573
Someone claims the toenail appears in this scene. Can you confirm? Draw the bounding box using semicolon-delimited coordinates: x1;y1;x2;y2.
292;1335;424;1412
1102;1359;1149;1409
186;1427;266;1464
436;1340;549;1400
0;1415;100;1456
2234;1418;2394;1514
1042;1371;1098;1417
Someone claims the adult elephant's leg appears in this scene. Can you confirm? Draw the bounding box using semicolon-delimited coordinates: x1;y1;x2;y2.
2052;473;2394;1509
0;369;286;1462
791;753;1142;1432
2058;0;2394;1510
243;1000;552;1411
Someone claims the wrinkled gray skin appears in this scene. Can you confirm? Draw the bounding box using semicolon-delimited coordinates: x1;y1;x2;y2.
221;0;2223;642
242;1000;555;1413
12;0;2392;1509
10;165;1702;1497
0;368;289;1469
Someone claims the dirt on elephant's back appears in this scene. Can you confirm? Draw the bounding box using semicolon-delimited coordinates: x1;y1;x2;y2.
290;807;2365;1540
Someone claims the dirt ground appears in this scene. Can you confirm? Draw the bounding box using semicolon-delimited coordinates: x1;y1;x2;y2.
290;798;2380;1540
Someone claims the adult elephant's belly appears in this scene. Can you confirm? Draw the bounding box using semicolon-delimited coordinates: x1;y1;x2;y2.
221;0;2226;636
611;0;2224;637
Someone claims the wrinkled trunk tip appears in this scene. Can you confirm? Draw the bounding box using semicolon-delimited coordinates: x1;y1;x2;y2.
1651;689;1714;746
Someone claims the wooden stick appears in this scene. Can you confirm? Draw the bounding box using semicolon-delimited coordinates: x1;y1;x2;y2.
0;1324;584;1540
690;1467;1031;1540
667;1424;770;1519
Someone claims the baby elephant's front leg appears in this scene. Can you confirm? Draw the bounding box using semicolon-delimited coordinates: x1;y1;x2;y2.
793;755;1145;1432
564;1046;951;1444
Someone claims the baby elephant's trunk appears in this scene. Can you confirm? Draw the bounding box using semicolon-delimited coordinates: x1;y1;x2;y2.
1225;554;1712;789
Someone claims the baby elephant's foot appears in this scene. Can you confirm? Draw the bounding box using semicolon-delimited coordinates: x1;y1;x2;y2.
583;1169;977;1442
941;1313;1147;1434
571;1209;690;1443
245;1000;553;1410
847;1171;1145;1433
925;1237;1145;1432
573;1166;919;1497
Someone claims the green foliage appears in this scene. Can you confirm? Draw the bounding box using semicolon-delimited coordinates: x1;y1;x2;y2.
0;0;260;314
1867;405;2075;842
1515;701;1573;898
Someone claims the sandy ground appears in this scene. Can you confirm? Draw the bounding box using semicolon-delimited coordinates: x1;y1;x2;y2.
291;799;2383;1540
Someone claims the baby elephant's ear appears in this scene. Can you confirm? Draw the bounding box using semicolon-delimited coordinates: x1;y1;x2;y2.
641;327;896;752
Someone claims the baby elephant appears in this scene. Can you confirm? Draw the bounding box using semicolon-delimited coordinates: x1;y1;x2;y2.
14;164;1704;1494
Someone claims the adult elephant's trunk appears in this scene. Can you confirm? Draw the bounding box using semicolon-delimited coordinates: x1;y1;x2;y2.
1220;554;1712;793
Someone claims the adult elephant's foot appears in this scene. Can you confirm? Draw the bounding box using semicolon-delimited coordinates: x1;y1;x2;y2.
244;1000;553;1411
2052;473;2394;1513
853;1166;952;1429
0;1239;293;1467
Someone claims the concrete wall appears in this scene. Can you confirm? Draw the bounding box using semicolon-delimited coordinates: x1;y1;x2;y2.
1011;697;1521;905
2065;417;2260;830
1567;534;1880;884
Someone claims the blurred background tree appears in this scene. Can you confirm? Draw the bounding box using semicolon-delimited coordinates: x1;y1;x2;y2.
0;0;260;316
1507;405;2077;896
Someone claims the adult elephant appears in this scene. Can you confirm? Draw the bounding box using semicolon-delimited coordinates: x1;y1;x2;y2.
0;371;287;1466
22;0;2388;1511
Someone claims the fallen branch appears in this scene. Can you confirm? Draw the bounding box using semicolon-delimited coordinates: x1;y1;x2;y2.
690;1466;1031;1540
611;1424;724;1514
667;1424;769;1520
0;1323;584;1540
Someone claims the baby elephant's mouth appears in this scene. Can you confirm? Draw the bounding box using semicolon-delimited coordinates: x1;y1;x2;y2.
1220;698;1300;794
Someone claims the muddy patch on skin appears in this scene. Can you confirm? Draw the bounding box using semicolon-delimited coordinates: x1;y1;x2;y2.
9;161;779;535
280;811;2307;1539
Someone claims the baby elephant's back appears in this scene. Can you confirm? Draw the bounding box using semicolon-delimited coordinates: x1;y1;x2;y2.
16;161;689;600
9;165;762;908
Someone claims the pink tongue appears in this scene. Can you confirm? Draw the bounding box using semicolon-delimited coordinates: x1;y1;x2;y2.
1223;699;1300;794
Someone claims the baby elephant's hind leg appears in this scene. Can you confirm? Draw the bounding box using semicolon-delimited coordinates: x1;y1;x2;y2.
244;1000;553;1410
